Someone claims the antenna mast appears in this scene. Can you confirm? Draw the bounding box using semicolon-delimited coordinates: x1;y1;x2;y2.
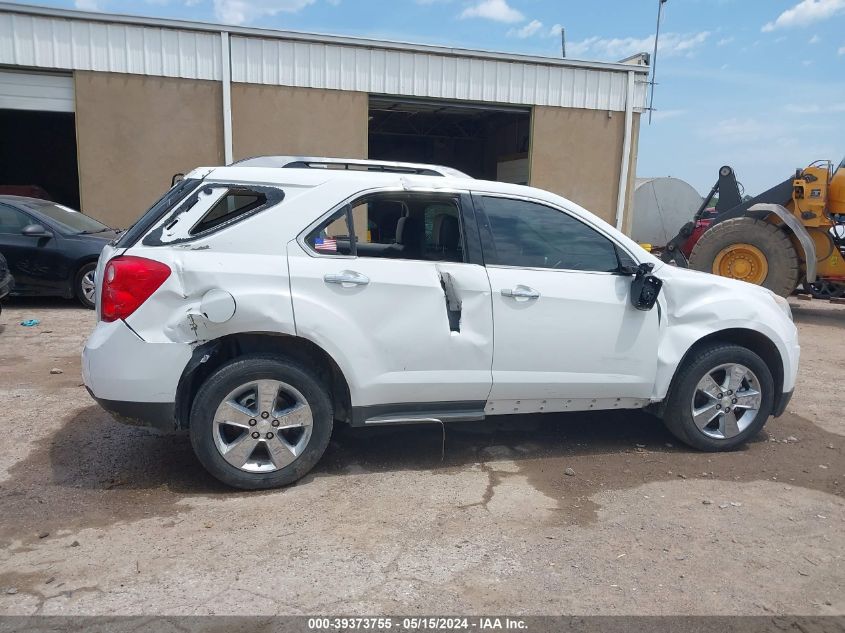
648;0;668;124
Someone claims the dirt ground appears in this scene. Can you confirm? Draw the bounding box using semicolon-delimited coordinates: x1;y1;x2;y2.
0;297;842;616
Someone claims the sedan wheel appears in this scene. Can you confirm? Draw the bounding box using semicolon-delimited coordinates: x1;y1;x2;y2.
74;263;97;309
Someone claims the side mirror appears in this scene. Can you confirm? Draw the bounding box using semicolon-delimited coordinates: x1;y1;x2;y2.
21;224;53;238
171;173;185;187
630;262;663;311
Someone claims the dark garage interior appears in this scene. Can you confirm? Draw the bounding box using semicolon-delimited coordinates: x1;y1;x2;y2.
0;109;80;209
368;97;531;183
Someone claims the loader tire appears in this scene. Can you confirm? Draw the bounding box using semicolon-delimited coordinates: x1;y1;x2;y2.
688;217;799;297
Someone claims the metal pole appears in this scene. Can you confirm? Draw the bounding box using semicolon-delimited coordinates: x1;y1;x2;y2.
561;27;566;58
648;0;666;124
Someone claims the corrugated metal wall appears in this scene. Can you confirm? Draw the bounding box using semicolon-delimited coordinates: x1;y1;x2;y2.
229;36;646;111
0;12;221;80
0;10;647;112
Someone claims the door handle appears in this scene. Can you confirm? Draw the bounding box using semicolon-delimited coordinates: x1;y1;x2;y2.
501;286;540;300
324;270;370;287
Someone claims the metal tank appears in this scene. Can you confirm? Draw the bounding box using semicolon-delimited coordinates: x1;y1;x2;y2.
632;177;703;246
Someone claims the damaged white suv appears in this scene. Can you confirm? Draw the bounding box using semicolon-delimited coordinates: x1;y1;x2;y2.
83;157;799;489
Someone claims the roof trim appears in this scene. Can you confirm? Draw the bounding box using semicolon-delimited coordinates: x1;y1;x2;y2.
0;2;650;75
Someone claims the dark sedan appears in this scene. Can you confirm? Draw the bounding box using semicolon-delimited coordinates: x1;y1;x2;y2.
0;197;120;309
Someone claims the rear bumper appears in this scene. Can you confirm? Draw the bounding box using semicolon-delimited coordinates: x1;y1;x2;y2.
82;319;192;416
773;388;794;418
87;389;179;432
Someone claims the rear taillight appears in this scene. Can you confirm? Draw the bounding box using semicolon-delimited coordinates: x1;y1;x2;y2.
101;256;171;323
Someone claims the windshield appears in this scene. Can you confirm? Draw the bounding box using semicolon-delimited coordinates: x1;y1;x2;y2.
24;201;110;235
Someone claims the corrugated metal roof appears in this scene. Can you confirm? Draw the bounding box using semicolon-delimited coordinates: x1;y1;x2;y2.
0;2;649;112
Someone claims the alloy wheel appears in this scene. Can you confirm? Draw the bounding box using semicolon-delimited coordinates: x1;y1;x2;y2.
212;379;313;473
690;363;762;440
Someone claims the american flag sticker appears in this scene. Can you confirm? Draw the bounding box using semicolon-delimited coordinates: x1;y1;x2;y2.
315;237;337;252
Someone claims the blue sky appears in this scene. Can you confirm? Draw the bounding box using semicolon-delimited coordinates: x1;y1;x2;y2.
11;0;845;196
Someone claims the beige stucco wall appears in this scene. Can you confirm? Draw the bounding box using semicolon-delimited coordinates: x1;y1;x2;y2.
231;84;368;161
529;106;640;230
74;72;224;228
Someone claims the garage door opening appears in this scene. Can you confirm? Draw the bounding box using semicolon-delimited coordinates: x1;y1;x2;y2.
0;109;80;209
368;97;531;184
0;71;80;209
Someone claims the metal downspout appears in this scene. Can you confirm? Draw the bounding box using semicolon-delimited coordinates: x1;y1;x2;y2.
221;31;233;165
615;69;635;232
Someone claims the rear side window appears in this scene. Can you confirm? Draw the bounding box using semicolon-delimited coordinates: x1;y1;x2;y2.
115;178;199;248
190;190;266;235
142;184;283;246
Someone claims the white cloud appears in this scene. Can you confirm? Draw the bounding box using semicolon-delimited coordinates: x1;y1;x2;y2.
785;103;845;114
839;45;845;55
809;34;821;43
212;0;316;24
460;0;524;23
717;36;734;46
508;19;543;39
75;0;101;9
762;0;845;31
651;109;686;122
568;31;710;61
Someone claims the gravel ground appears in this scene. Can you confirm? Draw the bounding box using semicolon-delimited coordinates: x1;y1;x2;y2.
0;297;842;616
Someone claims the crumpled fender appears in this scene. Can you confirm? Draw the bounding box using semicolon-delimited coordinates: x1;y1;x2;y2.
651;264;797;400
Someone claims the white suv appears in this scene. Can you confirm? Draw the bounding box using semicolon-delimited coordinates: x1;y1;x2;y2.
82;157;800;489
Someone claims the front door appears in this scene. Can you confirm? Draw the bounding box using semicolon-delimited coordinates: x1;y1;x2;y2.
474;194;660;413
288;191;493;417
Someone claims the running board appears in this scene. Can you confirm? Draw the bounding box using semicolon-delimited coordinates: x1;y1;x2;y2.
363;410;486;426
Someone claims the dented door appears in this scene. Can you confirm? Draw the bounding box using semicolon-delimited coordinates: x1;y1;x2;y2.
286;243;494;409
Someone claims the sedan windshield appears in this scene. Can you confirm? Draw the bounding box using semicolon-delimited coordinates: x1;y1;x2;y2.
25;201;110;235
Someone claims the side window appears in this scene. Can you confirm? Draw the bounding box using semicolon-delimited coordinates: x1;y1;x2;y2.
481;196;620;272
0;205;33;234
347;194;464;262
304;207;355;255
142;184;283;246
191;189;266;235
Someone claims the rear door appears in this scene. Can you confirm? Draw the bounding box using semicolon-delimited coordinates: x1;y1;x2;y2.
474;193;660;412
287;190;493;419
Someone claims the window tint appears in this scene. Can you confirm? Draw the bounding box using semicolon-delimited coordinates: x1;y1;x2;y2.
191;189;267;235
305;208;355;255
0;205;32;234
306;193;464;263
482;196;620;272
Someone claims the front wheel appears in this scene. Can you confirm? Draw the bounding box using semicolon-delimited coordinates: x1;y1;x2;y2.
189;356;333;489
662;343;775;451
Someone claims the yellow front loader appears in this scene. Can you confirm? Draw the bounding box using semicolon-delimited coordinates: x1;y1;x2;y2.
661;158;845;298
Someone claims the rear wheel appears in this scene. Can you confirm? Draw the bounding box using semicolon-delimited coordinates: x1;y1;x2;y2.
74;263;97;309
662;343;774;451
189;356;333;489
688;217;799;297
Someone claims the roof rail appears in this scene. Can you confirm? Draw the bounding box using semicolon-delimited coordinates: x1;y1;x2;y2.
231;156;472;178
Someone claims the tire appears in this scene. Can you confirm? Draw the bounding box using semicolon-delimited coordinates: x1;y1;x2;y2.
189;355;333;490
662;343;775;451
74;262;97;310
688;217;799;297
